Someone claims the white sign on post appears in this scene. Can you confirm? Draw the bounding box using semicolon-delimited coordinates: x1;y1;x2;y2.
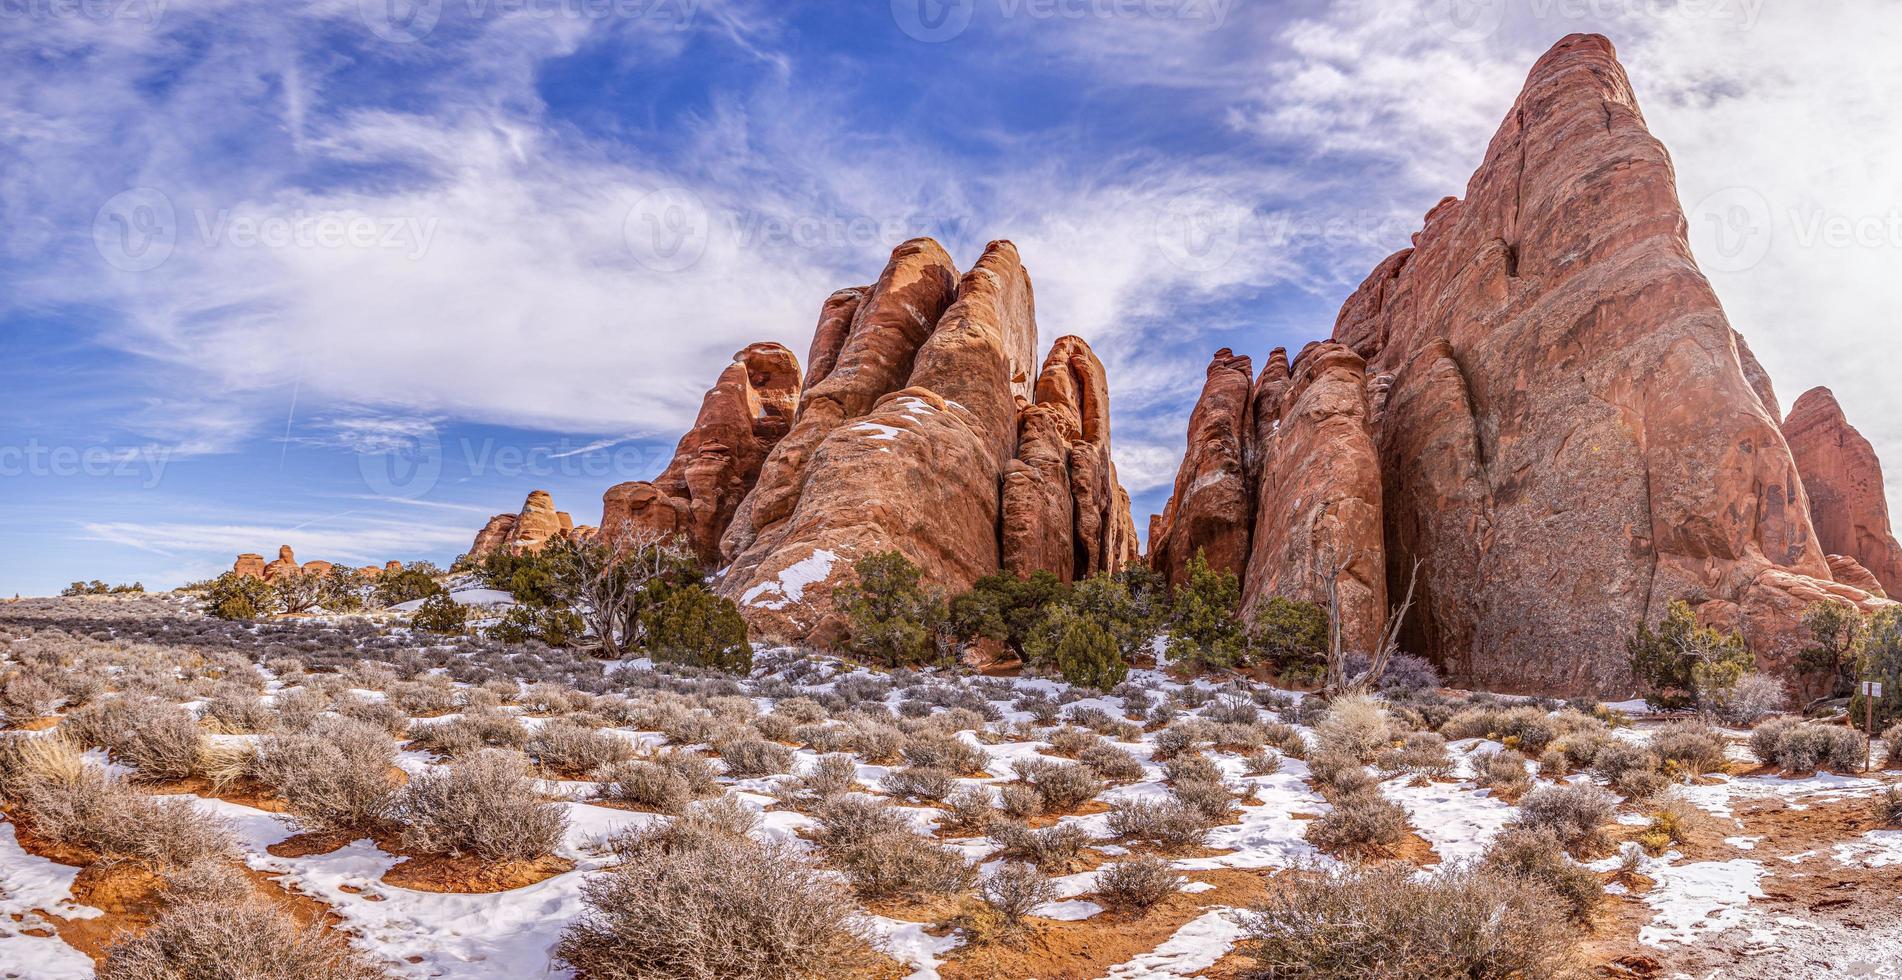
1862;681;1884;697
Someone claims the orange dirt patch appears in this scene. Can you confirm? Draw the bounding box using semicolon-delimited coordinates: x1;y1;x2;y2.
268;830;360;858
141;775;286;813
381;853;575;893
938;868;1272;980
42;861;168;963
4;716;60;732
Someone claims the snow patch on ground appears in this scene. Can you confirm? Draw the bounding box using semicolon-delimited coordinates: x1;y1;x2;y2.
1832;829;1902;868
1102;907;1248;978
1640;858;1767;946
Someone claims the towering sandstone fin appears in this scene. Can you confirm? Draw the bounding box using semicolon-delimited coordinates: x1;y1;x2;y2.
1003;335;1139;581
1325;33;1878;692
719;239;961;576
1783;387;1902;597
1241;342;1386;655
601;341;802;565
1147;349;1255;588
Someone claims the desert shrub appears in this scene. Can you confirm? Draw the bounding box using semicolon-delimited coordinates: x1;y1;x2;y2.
1707;671;1788;725
373;564;443;607
205;572;275;621
1876;786;1902;826
203;685;276;733
1628;599;1753;711
1096;855;1180;914
392;750;568;860
0;673;60;721
1342;651;1443;694
1239;862;1582;979
1373;731;1454;780
1025;761;1102;812
329;694;410;737
1167;553;1246;669
1307;790;1408;853
1026;608;1128;691
997;782;1043;820
838;550;947;667
1078;742;1147;783
1635;798;1700;855
989;821;1089;870
1514;782;1616;856
900;733;986;775
1105;798;1212;850
595;752;721;815
949;569;1071;660
1305;751;1375;797
1314;694;1392;760
527;717;636;777
100;898;387;980
1749;718;1863;773
1475;749;1533;796
1248;595;1327;673
487;604;589;648
1240;748;1283;776
717;736;795;778
1648;721;1729;776
114;703;205;782
979;862;1054;926
644;585;752;673
883;765;958;802
407;708;529;758
831;823;973;900
557;823;875;980
11;763;235;870
1883;722;1902;766
252;716;401;835
1482;827;1604;923
410;592;469;634
1583;740;1666;800
1440;705;1561;754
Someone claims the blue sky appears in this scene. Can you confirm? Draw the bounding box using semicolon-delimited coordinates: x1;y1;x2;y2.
3;0;1900;596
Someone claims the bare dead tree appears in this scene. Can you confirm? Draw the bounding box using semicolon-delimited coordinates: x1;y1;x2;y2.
1349;560;1422;695
556;523;692;658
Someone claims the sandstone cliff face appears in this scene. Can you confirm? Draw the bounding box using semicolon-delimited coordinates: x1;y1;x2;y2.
1241;342;1386;655
1783;387;1902;598
469;514;517;556
1002;335;1139;581
1324;34;1879;693
232;554;266;580
600;342;802;565
719;241;1038;644
1147;350;1255;588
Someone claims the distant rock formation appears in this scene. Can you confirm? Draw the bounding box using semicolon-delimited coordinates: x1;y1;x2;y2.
263;546;302;581
467;490;577;557
233;553;266;580
600;342;803;565
1783;387;1902;598
1147;349;1255;588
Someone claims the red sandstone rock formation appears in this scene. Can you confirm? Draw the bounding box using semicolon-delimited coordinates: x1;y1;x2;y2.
1002;336;1139;581
1826;554;1886;597
600;342;803;565
1241;342;1386;654
262;546;301;581
1147;350;1254;588
1324;34;1882;693
719;240;1049;645
1783;387;1902;598
232;553;265;580
300;560;334;578
508;491;564;553
469;514;517;556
